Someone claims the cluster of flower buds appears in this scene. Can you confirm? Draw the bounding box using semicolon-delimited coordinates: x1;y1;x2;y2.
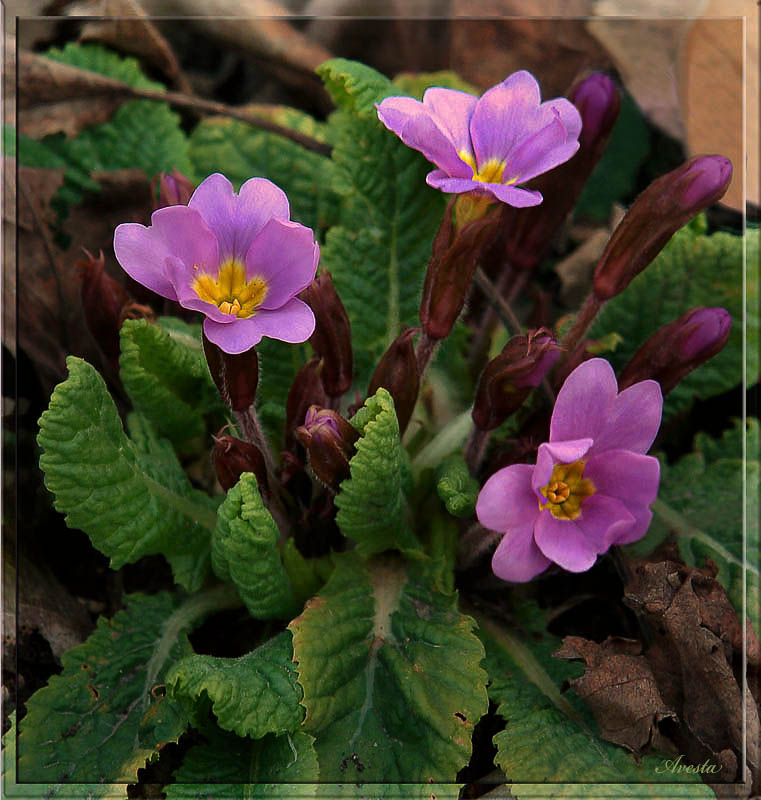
213;430;269;498
420;199;500;342
285;358;329;450
367;328;420;435
618;306;731;393
202;331;259;412
295;406;359;491
594;155;733;300
77;248;130;372
301;272;353;398
501;73;621;273
152;169;195;210
472;330;561;430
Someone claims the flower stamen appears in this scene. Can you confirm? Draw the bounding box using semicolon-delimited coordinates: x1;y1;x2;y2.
193;259;267;318
539;459;595;520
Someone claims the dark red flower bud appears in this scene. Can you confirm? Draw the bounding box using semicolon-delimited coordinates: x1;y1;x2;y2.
367;328;420;435
594;155;732;300
420;202;499;340
295;406;360;491
152;169;195;210
472;330;561;430
502;73;620;273
285;358;329;449
301;271;353;396
202;330;259;411
213;431;269;499
77;248;130;371
618;306;731;393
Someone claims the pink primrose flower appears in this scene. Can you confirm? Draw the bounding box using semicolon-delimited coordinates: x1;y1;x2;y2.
114;173;319;354
476;358;663;582
376;70;582;208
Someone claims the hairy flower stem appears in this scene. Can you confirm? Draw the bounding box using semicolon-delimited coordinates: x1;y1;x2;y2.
464;426;491;476
557;292;604;380
473;266;523;335
456;523;502;570
469;265;514;373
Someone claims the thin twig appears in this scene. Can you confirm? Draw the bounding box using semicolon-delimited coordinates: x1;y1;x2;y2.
473;266;523;336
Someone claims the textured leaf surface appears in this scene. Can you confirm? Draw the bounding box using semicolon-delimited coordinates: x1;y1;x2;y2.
167;631;303;739
119;318;223;449
289;553;488;783
392;70;477;99
477;608;712;794
212;473;300;619
318;60;447;385
166;722;318;799
335;389;420;555
37;357;215;590
15;593;197;784
630;418;760;634
436;453;480;518
591;222;758;416
187;113;340;237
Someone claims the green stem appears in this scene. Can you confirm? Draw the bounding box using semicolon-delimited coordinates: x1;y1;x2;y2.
411;408;473;475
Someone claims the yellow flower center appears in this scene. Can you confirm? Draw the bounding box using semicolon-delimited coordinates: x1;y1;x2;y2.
459;151;517;186
539;459;595;521
192;259;267;319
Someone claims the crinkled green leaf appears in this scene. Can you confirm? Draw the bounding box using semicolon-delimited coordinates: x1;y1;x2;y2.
318;61;447;385
574;91;651;222
187;114;340;238
212;473;300;619
119;318;224;450
37;357;215;590
477;606;712;795
591;223;758;416
392;70;477;99
166;722;318;799
317;58;396;115
335;389;420;555
14;592;208;784
289;553;488;784
166;631;303;739
45;41;164;90
2;714;124;799
436;453;480;518
630;418;759;635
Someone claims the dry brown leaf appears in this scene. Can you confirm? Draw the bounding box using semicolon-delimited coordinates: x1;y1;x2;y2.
78;0;193;93
18;49;133;139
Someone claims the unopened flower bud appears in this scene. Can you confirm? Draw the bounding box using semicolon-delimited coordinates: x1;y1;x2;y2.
618;306;731;393
152;169;195;210
367;328;420;435
202;330;259;411
594;155;732;300
295;406;360;491
213;432;269;499
285;358;329;449
421;204;499;340
472;330;561;430
77;248;130;371
301;272;353;396
502;73;620;273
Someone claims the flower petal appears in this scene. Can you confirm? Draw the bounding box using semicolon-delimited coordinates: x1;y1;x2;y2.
422;87;478;156
469;71;542;167
504;112;580;184
609;503;652;546
550;358;618;444
203;317;262;354
245;218;319;309
425;172;543;206
533;512;599;573
163;256;233;324
377;97;472;178
253;297;316;344
189;173;290;261
532;438;594;494
476;464;537;533
584;450;660;509
492;524;552;582
591;380;663;455
113;222;178;301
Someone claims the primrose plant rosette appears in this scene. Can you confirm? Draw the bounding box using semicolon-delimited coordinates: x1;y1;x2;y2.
477;358;663;582
114;173;319;354
376;70;583;207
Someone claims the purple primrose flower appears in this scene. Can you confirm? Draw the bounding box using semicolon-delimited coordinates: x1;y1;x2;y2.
476;358;662;582
376;71;583;207
114;173;319;354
